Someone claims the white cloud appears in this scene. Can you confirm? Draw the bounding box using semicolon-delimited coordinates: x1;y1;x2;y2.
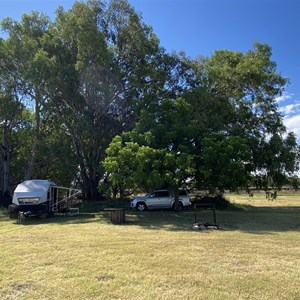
277;93;300;143
275;92;293;103
283;114;300;139
279;103;300;115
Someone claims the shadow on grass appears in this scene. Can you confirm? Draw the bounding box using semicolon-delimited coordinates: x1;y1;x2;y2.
121;205;300;233
0;213;98;227
3;203;299;233
57;205;300;233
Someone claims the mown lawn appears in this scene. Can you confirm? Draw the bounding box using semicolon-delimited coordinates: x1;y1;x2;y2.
0;194;299;300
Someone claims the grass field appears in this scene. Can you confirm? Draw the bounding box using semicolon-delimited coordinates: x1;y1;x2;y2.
0;193;299;300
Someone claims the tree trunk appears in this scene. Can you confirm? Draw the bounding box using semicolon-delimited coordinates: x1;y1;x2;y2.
73;141;92;200
72;137;101;201
173;186;181;212
24;139;37;180
24;93;41;180
1;126;9;196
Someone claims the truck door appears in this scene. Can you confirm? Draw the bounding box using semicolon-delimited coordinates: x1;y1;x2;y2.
159;190;172;208
147;191;161;209
147;190;171;209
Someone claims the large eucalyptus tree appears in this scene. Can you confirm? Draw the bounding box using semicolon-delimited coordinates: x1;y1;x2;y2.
42;0;165;199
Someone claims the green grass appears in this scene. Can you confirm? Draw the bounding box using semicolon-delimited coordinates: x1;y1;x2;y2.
0;194;299;299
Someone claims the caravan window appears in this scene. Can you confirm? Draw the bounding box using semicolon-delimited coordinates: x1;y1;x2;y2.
18;197;40;204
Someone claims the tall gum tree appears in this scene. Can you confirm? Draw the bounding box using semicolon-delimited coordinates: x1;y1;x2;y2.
0;12;51;180
44;0;163;199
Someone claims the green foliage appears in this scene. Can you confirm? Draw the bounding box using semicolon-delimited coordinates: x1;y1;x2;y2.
289;176;300;190
33;126;78;187
104;136;164;192
200;135;252;192
104;42;299;195
0;1;298;200
6;110;34;185
253;132;300;189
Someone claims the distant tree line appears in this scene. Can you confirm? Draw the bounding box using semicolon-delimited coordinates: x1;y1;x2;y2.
0;0;299;203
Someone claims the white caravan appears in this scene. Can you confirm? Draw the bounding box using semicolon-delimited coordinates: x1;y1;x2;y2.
9;180;81;217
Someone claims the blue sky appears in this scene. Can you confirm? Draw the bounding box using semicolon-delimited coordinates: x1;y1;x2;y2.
0;0;299;142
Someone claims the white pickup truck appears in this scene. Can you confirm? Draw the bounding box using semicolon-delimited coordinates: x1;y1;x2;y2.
130;189;191;211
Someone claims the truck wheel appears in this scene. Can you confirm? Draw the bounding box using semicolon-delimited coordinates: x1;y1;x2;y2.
136;202;147;211
173;202;183;211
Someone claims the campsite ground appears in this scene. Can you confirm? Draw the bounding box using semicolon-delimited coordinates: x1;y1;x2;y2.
0;193;299;300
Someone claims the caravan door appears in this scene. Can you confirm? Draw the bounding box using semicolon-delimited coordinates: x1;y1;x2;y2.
49;186;58;213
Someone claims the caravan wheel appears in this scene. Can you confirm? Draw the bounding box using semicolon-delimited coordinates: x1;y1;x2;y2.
8;205;18;219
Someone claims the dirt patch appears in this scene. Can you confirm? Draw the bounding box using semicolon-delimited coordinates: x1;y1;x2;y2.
96;275;115;282
10;283;32;291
